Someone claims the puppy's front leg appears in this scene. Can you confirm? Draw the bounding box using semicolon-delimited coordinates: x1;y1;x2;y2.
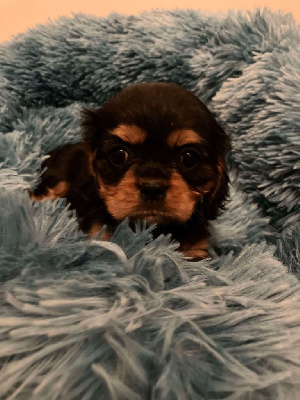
32;143;88;201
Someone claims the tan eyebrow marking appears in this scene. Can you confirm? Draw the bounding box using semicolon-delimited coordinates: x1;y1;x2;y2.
167;129;203;148
110;124;147;145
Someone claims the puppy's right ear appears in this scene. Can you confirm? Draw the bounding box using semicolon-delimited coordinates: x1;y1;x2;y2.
81;108;103;150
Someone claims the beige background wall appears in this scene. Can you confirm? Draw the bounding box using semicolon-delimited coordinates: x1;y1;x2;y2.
0;0;299;43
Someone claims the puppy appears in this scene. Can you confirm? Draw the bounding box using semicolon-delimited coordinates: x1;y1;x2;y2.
33;83;230;259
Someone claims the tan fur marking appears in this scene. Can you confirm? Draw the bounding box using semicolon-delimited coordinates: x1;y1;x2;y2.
167;129;203;148
98;170;140;220
165;172;201;222
98;170;202;223
180;239;209;259
111;125;147;145
32;181;70;201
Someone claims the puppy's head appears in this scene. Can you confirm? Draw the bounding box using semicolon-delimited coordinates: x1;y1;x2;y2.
82;83;230;227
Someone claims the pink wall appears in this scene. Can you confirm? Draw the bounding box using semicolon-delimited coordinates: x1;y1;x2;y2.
0;0;299;43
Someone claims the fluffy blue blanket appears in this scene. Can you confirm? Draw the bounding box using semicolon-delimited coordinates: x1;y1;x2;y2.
0;8;299;399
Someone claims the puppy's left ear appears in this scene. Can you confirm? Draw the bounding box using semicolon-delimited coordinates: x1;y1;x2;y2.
81;106;116;151
202;120;230;220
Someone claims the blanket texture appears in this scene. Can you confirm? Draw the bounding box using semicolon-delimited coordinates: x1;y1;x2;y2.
0;8;300;400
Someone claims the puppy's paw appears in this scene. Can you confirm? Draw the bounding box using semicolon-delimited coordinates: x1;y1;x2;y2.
89;223;112;241
180;239;211;260
183;248;211;261
31;181;70;201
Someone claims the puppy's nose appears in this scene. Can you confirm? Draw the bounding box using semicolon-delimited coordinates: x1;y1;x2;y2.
139;182;168;201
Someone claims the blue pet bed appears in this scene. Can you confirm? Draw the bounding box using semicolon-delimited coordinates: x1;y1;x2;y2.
0;8;299;399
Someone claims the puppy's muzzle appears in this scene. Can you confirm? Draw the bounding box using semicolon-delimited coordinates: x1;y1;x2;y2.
138;181;169;201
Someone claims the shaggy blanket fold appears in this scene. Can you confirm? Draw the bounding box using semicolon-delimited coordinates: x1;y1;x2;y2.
0;8;299;400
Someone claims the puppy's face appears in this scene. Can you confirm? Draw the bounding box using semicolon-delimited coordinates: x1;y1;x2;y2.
83;83;229;227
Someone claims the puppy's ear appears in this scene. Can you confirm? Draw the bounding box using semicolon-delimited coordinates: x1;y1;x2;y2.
82;106;119;151
81;108;103;150
202;121;230;220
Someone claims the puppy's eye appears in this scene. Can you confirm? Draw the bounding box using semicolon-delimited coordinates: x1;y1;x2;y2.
180;150;200;169
108;148;128;166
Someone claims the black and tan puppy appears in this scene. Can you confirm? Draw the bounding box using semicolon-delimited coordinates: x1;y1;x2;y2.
33;83;230;259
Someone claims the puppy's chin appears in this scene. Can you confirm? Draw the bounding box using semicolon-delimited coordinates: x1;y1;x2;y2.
129;210;177;227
